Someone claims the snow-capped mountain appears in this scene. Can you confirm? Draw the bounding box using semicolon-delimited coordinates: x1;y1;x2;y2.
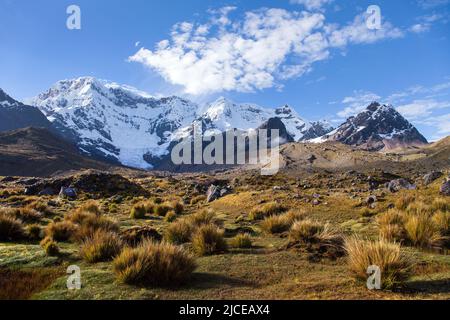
29;77;199;169
0;88;51;132
311;102;428;151
29;77;320;169
299;120;334;141
196;98;311;141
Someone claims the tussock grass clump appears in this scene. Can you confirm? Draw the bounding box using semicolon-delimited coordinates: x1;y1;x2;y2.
395;194;416;211
404;212;443;248
113;240;196;286
40;236;60;256
26;200;52;215
261;215;290;234
154;203;172;217
1;207;42;223
27;224;42;240
230;233;252;248
289;220;325;243
431;198;449;213
289;220;344;247
78;200;102;215
164;219;194;244
74;215;119;241
164;211;177;222
80;230;123;263
406;201;432;216
171;201;184;215
192;224;227;256
130;203;147;219
0;213;25;241
249;202;287;220
433;211;449;236
377;210;407;242
45;221;77;242
262;210;307;234
190;195;206;205
187;210;217;227
344;237;413;289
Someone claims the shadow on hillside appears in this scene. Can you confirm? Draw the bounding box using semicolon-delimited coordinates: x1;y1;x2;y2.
187;272;256;290
406;278;450;294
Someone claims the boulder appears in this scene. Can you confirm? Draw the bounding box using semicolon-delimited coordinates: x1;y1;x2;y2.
59;187;77;199
387;179;416;193
440;180;450;196
206;184;232;202
423;171;443;186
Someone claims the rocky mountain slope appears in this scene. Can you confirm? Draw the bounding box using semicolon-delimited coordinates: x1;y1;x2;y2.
311;102;428;151
0;127;113;177
0;89;51;132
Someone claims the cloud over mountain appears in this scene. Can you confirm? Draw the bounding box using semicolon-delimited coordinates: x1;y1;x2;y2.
129;7;403;95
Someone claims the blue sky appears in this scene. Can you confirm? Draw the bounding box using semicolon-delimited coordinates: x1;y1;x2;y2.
0;0;449;140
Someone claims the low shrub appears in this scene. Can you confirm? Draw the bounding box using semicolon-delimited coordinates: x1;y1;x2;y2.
344;237;413;289
80;230;123;263
113;240;196;286
191;224;227;256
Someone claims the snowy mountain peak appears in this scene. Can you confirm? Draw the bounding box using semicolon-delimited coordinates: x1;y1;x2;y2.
28;77;329;169
312;102;428;151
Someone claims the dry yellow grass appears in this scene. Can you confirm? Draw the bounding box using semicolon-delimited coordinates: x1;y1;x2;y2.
113;240;196;286
80;230;123;263
192;224;227;256
344;237;413;289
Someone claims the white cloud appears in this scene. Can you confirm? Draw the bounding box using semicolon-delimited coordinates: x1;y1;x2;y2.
337;91;382;118
410;23;431;33
417;0;450;9
396;99;450;119
290;0;334;11
327;14;404;48
130;7;404;95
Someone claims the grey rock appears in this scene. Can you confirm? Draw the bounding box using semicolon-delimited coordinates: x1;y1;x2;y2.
440;180;450;196
423;171;443;186
387;179;416;193
59;187;77;199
